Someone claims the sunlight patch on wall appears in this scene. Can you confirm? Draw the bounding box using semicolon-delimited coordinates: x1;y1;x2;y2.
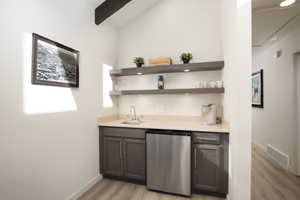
237;0;249;8
22;33;77;115
102;64;113;108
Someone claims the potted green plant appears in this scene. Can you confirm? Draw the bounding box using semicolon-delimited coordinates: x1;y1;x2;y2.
133;57;145;68
180;53;193;64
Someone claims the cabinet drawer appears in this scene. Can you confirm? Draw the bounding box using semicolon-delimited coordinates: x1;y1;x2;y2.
103;127;145;139
193;132;221;145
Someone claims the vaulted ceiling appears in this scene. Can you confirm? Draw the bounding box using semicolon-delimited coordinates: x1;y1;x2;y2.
93;0;300;46
89;0;105;7
95;0;161;28
252;0;287;11
103;0;161;28
252;0;300;46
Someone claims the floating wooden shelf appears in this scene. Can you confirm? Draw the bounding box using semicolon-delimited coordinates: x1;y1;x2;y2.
110;88;225;96
110;61;224;76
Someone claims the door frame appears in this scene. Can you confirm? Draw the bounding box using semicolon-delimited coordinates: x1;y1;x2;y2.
295;52;300;175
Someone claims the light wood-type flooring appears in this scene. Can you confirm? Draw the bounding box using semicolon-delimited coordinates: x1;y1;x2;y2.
78;179;224;200
252;145;300;200
79;144;300;200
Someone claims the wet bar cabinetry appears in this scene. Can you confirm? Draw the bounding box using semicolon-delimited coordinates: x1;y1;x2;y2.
99;126;229;197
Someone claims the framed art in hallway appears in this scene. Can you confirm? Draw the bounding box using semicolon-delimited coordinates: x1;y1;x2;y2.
252;69;264;108
31;33;80;88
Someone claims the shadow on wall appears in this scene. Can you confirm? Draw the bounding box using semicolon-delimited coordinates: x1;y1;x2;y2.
22;33;77;115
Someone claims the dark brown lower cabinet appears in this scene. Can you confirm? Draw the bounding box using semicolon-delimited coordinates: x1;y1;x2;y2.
100;128;146;183
193;144;223;192
99;127;228;197
103;137;123;176
123;139;145;181
192;132;228;196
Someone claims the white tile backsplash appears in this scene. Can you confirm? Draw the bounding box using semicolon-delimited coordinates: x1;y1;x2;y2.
117;71;223;116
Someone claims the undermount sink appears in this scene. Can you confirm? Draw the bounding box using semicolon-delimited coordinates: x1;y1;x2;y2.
121;120;144;125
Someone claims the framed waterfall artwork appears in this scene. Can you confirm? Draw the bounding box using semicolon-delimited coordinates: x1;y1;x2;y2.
252;69;264;108
31;33;80;88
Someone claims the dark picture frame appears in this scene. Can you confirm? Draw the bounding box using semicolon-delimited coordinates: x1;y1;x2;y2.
32;33;80;88
252;69;264;108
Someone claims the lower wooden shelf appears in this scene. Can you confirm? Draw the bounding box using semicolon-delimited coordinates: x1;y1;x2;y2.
110;88;224;96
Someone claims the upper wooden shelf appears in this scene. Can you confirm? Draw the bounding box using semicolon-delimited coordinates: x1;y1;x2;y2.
110;61;224;76
110;88;225;96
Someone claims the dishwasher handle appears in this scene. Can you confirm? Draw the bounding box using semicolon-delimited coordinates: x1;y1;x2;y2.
146;129;191;136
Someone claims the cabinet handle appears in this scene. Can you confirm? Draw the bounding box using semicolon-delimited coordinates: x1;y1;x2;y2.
123;142;126;160
196;137;219;143
120;142;122;159
201;137;218;141
194;149;197;169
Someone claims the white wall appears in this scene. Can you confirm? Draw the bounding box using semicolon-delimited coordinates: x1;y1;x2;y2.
252;18;300;172
116;0;224;116
0;0;118;199
222;0;252;200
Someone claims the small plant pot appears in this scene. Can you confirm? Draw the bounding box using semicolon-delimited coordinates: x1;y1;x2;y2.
136;63;143;68
183;60;190;64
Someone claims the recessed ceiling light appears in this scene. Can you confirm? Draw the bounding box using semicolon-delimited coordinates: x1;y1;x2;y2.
280;0;296;7
184;69;190;72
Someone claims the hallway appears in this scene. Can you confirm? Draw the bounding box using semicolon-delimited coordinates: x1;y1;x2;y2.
252;145;300;200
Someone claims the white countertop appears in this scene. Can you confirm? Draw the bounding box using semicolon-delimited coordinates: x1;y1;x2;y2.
97;115;230;133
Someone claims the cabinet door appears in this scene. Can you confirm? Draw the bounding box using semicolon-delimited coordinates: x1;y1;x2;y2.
193;144;223;192
123;138;146;181
103;137;123;177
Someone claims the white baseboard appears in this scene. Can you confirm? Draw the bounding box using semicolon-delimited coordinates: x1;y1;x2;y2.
266;144;289;170
253;142;267;152
253;142;289;170
66;174;102;200
226;194;231;200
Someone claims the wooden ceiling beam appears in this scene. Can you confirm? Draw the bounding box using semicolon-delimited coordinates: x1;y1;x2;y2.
95;0;132;25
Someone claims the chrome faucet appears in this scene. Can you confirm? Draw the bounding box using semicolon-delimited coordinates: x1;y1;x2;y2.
130;105;137;120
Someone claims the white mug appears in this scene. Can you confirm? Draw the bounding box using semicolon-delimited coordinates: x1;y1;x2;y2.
216;80;223;88
200;81;208;88
194;81;201;88
209;81;217;88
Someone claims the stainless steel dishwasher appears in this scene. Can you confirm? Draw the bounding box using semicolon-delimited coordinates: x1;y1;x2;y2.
146;130;191;196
